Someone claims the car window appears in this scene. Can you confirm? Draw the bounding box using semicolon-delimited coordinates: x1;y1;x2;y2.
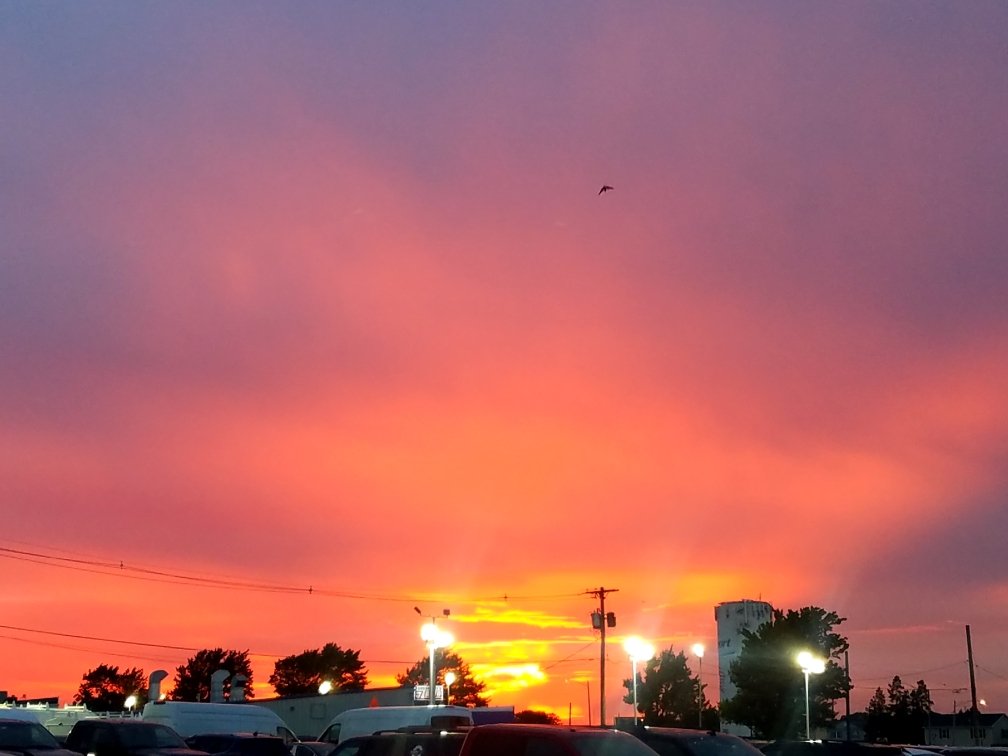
569;734;667;756
319;726;341;745
119;724;188;749
525;736;570;756
403;734;466;756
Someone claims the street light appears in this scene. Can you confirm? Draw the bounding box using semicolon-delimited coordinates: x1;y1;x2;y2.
444;671;457;705
318;680;333;695
797;651;826;740
124;695;137;716
691;643;705;728
421;622;454;705
624;636;655;724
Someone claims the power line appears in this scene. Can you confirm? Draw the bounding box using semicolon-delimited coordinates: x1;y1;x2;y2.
0;546;583;605
0;633;184;665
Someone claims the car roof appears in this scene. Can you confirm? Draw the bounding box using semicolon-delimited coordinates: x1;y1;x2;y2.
469;725;630;735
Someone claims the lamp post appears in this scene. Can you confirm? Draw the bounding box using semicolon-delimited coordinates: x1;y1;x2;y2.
421;622;454;705
124;695;137;716
444;671;456;705
691;643;705;728
318;680;333;695
797;651;826;740
623;636;655;724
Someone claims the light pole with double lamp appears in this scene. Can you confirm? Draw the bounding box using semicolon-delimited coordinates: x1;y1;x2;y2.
421;622;454;705
797;651;826;740
623;636;655;724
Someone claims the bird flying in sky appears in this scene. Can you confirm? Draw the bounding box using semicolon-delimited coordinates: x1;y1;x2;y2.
599;184;614;194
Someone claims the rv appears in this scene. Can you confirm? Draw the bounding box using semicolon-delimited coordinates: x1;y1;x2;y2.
318;706;473;744
141;701;297;742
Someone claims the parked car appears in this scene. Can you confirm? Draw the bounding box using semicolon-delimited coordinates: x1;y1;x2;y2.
64;719;208;756
455;723;661;756
0;717;82;756
186;734;292;756
620;725;767;756
328;730;467;756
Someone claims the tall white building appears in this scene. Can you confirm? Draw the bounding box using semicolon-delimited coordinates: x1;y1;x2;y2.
715;599;773;733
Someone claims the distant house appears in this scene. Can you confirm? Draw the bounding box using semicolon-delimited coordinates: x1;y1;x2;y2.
827;712;867;742
924;712;1008;747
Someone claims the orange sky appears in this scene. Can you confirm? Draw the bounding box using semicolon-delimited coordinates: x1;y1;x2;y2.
2;0;1008;725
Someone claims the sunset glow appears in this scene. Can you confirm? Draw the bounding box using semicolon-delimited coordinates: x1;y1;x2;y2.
2;0;1007;725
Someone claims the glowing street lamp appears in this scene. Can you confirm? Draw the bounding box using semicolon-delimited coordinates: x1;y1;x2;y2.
797;651;826;740
624;636;655;724
691;643;705;728
421;622;454;705
318;680;333;695
124;695;137;715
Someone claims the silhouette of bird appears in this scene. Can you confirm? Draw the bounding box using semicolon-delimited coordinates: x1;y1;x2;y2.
599;185;614;194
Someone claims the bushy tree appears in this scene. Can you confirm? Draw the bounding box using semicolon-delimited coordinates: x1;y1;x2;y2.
73;664;147;711
395;649;489;707
865;676;932;744
622;647;717;728
270;643;368;696
171;648;253;701
720;606;851;739
515;710;562;725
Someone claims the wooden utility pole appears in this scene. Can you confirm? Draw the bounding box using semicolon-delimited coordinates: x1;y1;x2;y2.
586;587;618;726
966;624;979;742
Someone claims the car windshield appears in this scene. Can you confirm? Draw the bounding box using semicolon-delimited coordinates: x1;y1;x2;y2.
0;720;63;749
570;734;666;756
119;723;188;749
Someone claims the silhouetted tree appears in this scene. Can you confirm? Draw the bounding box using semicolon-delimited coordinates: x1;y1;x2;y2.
622;647;717;728
73;664;147;711
720;606;851;739
865;676;932;744
515;710;562;725
865;686;889;742
171;648;253;701
270;643;368;697
396;649;489;707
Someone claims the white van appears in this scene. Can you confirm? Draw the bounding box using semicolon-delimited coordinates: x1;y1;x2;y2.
318;706;473;744
141;701;297;742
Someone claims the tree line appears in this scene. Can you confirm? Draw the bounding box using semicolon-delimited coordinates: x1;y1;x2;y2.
72;643;487;711
622;605;938;744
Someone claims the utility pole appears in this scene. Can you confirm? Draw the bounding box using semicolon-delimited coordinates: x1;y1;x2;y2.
586;586;618;727
966;624;979;743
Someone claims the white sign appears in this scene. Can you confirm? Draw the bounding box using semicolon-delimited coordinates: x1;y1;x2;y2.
412;684;444;702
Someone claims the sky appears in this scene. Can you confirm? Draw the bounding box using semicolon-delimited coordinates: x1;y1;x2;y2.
2;0;1007;726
